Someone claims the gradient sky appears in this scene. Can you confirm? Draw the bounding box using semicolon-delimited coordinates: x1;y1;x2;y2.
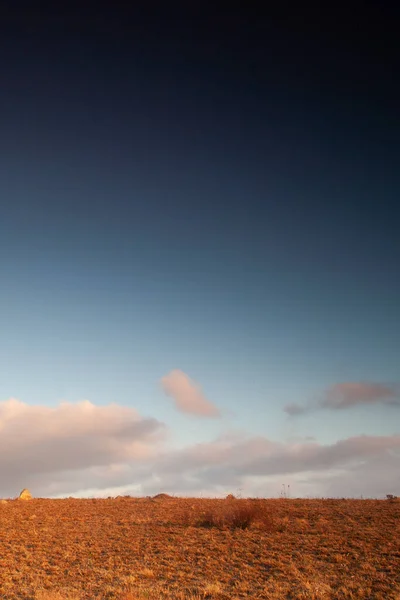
0;5;399;498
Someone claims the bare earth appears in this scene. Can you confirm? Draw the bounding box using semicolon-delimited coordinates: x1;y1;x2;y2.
0;497;399;599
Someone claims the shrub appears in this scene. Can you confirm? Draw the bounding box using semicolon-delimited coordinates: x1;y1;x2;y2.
196;499;270;530
386;494;397;502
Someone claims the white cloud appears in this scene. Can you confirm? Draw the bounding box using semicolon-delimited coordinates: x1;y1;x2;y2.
0;398;165;497
1;397;399;500
140;433;400;499
161;369;220;417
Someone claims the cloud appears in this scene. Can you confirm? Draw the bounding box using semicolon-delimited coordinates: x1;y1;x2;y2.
1;397;399;500
0;398;165;497
131;432;400;499
323;382;399;409
152;433;400;479
161;370;220;417
283;402;306;416
284;382;399;415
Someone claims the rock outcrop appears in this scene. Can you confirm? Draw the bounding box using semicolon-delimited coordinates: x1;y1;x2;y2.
18;488;32;500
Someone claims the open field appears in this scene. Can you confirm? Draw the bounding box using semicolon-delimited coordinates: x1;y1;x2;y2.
0;496;399;599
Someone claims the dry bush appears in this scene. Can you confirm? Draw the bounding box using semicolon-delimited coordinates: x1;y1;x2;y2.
386;494;398;502
195;499;270;530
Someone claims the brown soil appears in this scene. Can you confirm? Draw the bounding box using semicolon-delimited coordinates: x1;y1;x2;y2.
0;497;398;599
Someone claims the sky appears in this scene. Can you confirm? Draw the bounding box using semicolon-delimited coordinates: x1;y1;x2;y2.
0;4;399;499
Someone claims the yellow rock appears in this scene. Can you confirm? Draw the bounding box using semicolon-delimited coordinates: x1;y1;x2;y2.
18;488;32;500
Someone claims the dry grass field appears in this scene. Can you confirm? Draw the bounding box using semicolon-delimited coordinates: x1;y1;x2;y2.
0;495;399;599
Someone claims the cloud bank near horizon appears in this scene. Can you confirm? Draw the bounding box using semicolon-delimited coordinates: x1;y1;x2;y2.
0;398;165;496
0;397;399;500
284;382;400;416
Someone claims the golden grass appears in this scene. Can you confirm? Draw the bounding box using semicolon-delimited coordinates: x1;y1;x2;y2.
0;496;398;599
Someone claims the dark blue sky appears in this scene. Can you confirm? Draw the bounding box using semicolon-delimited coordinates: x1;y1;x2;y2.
0;4;399;496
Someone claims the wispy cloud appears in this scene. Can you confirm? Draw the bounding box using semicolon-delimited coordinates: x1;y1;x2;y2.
323;382;398;409
161;369;220;417
283;402;307;416
284;382;399;416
